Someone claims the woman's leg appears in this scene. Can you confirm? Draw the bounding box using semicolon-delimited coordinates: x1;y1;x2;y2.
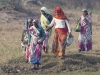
37;63;40;70
43;32;49;53
31;64;38;70
43;40;48;53
52;31;58;53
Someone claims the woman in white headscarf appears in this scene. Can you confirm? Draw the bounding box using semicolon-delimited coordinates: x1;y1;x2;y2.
78;9;92;52
27;19;46;70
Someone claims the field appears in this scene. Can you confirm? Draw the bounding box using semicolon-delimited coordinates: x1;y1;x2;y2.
0;7;100;75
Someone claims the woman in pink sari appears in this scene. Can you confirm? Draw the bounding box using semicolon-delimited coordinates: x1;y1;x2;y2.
27;19;46;70
78;9;92;52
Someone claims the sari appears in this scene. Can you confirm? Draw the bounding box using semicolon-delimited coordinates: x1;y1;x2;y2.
52;28;67;56
24;18;33;30
50;7;70;57
21;18;33;52
78;15;92;51
26;25;46;64
40;7;52;52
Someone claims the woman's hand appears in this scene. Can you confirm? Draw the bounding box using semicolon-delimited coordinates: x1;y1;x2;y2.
84;18;88;23
21;41;24;46
27;42;30;46
38;39;42;44
46;26;50;31
67;32;71;38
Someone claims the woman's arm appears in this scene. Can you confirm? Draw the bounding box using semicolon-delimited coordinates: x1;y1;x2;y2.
65;20;71;33
48;18;55;28
24;22;28;30
28;32;31;44
48;14;53;23
40;27;46;42
86;15;92;35
46;18;55;31
86;15;92;24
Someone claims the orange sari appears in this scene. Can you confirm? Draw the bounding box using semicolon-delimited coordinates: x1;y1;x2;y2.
51;7;69;57
52;28;67;57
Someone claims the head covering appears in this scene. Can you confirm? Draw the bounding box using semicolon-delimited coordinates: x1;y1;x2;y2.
33;19;39;24
54;7;68;20
27;17;33;23
24;17;33;30
28;19;31;22
40;7;50;14
82;9;88;15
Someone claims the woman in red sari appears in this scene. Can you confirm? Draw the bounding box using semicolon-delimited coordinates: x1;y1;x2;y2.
46;7;71;59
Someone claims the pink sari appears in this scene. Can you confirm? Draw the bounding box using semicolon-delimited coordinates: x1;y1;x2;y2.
78;15;92;51
26;26;42;64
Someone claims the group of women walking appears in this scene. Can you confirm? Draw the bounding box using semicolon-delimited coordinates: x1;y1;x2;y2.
21;6;92;70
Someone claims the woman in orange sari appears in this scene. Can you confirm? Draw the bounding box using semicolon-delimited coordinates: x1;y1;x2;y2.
46;7;71;59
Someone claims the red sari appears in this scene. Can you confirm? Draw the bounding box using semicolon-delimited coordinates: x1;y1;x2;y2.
51;7;69;57
52;28;67;56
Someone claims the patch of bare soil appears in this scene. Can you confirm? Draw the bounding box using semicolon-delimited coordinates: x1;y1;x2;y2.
0;51;100;75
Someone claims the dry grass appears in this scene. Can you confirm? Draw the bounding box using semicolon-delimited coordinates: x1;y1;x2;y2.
0;9;100;75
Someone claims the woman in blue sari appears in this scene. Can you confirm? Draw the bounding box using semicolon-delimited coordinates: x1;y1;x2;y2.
27;19;46;70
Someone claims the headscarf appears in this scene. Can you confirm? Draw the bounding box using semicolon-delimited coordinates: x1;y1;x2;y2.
33;19;39;24
54;7;68;20
27;17;33;23
82;9;88;15
40;7;51;30
30;19;40;38
24;17;33;30
33;19;41;27
40;7;50;14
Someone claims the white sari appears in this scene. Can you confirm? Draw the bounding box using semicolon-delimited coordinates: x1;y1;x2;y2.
28;26;42;64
